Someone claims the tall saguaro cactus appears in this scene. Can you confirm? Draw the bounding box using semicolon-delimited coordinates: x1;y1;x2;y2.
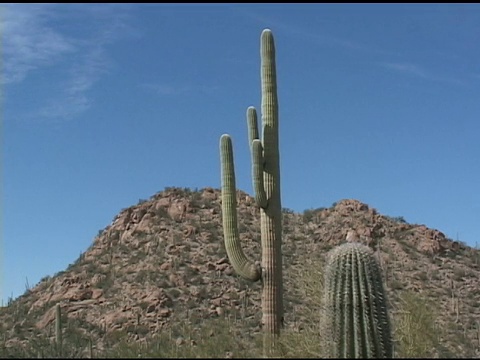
220;28;283;354
322;242;393;358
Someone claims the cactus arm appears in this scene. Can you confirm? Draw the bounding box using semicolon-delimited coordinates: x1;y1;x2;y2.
247;106;260;146
220;134;261;282
252;139;267;208
247;107;267;208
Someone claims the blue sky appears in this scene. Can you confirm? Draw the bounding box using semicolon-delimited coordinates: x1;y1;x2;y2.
3;3;480;304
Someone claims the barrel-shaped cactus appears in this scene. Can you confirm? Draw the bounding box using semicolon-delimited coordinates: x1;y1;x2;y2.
220;28;283;355
323;242;393;358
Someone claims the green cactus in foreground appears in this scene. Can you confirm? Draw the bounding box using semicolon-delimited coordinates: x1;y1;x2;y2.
220;28;283;354
323;241;393;358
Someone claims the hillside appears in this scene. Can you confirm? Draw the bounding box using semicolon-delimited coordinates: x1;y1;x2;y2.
1;187;479;358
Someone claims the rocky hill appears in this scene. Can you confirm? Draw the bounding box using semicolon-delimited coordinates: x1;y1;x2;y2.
1;187;479;357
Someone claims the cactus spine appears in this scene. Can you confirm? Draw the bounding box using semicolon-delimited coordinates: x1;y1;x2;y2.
323;242;393;358
220;29;283;354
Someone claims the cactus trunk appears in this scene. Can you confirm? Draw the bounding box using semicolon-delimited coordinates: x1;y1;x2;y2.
259;29;283;352
220;29;283;356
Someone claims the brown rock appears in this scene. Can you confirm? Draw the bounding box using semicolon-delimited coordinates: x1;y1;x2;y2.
215;307;224;316
155;197;171;208
132;208;147;223
91;289;103;300
159;308;170;317
91;274;106;286
346;229;359;243
35;305;57;329
168;200;188;221
202;187;217;200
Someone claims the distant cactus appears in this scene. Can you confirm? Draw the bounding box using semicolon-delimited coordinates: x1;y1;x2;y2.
55;303;63;356
220;28;283;355
322;241;393;358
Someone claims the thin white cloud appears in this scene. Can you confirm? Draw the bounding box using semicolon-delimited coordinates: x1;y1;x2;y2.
233;7;469;87
380;62;429;79
232;6;390;56
35;26;114;120
380;61;465;85
141;84;188;96
3;4;76;85
140;83;220;96
4;4;138;122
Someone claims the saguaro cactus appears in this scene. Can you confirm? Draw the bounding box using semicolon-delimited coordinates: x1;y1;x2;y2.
322;241;393;358
55;303;63;356
220;28;283;354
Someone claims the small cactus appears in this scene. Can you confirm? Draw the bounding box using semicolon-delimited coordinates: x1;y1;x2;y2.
55;303;63;356
322;241;393;358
